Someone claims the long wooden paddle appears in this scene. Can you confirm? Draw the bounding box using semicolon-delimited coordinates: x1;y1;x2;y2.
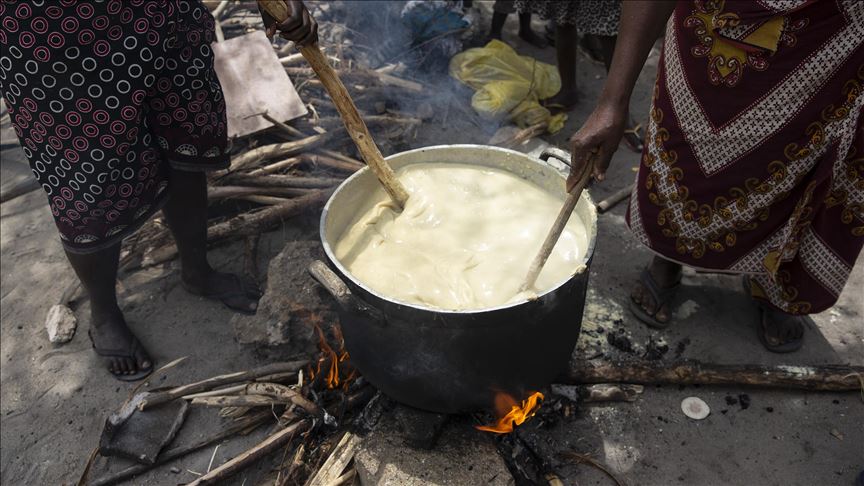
521;153;595;292
257;0;409;209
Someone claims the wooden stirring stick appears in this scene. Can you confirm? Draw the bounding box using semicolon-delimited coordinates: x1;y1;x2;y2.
521;154;595;292
257;1;410;209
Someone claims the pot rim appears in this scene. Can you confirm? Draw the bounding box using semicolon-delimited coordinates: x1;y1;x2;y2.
319;144;598;315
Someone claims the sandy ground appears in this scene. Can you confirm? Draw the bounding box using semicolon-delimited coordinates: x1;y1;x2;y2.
2;3;863;485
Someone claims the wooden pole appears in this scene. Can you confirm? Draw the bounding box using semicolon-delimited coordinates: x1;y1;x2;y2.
257;0;409;209
564;360;864;392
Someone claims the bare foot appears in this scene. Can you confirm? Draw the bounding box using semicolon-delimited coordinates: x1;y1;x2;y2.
543;89;579;112
519;28;548;48
182;269;262;314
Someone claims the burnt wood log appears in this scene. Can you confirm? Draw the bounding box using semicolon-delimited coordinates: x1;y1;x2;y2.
564;360;864;391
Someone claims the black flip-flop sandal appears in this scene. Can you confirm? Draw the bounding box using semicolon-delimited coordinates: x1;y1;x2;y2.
183;274;262;316
742;277;804;353
629;267;681;329
88;329;153;382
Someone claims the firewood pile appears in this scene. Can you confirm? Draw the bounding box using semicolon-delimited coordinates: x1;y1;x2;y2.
113;1;431;276
86;324;378;486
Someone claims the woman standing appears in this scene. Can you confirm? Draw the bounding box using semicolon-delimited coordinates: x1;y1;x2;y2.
568;0;864;352
0;0;317;379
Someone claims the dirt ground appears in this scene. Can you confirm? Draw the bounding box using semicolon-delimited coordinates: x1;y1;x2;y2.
2;3;862;485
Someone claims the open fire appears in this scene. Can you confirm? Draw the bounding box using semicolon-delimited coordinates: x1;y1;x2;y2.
309;321;356;390
476;391;545;434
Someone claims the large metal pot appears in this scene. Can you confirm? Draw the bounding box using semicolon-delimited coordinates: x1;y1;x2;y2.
312;145;597;414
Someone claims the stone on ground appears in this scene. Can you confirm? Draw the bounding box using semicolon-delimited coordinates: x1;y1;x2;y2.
355;414;514;486
231;239;337;356
45;304;77;344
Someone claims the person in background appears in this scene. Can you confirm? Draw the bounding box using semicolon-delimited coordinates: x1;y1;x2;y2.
568;0;864;352
0;0;317;380
487;0;547;48
516;0;644;152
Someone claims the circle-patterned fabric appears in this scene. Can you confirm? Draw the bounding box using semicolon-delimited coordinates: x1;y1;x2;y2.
0;0;229;253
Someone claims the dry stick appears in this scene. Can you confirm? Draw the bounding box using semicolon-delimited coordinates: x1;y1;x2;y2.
521;156;594;292
248;156;303;175
564;360;864;392
239;195;298;205
191;395;288;408
302;153;362;173
222;174;343;189
311;115;422;131
143;189;333;267
317;149;364;168
258;0;409;208
228;130;339;172
187;419;311;485
89;414;270;486
139;360;307;410
596;183;634;213
326;469;357;486
183;384;248;400
306;431;362;486
208;185;315;200
247;382;322;418
276;443;306;486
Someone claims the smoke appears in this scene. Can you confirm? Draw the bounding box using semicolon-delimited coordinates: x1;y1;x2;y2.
305;0;504;147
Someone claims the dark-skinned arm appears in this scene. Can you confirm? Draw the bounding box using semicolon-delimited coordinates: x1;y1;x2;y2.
259;0;318;46
567;0;677;191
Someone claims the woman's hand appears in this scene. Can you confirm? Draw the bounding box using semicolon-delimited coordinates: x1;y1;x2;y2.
260;0;318;47
566;102;627;191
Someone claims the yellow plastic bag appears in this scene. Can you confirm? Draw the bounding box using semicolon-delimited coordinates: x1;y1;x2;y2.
449;40;566;134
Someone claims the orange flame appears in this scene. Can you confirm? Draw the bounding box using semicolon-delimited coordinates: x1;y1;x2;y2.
308;321;352;390
476;392;544;434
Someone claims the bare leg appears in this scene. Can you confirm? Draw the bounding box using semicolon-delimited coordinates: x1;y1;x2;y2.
517;13;548;48
489;11;508;40
66;244;152;377
631;256;682;324
545;24;579;109
161;169;259;313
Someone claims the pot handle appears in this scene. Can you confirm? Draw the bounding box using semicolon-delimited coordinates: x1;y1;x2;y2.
308;260;386;325
539;147;572;168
